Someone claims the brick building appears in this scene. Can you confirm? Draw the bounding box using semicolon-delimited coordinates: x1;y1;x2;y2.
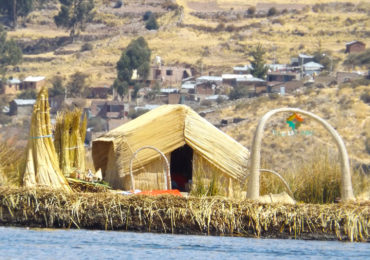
345;41;366;54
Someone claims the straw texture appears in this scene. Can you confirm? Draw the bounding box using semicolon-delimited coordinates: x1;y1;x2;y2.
92;105;249;191
54;108;87;177
23;88;71;192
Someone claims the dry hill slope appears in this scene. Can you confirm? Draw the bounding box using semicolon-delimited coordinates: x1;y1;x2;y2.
204;84;370;174
3;0;369;86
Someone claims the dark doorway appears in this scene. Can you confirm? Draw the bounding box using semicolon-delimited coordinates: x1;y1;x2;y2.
170;144;193;191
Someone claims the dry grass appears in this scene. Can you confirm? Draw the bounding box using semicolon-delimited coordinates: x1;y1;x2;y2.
0;187;368;242
259;150;370;204
221;85;370;172
0;139;25;187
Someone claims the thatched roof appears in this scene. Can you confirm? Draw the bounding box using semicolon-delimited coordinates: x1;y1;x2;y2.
92;105;249;180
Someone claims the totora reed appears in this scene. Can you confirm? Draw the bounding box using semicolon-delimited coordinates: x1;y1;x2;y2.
0;187;368;242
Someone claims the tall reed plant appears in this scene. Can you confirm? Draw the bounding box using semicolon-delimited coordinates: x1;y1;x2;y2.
0;138;25;186
259;150;370;204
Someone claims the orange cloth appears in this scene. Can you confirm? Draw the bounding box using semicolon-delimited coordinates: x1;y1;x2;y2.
138;189;182;196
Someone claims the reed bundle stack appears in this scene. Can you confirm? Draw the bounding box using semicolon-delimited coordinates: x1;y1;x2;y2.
0;187;368;242
22;88;71;192
54;108;87;177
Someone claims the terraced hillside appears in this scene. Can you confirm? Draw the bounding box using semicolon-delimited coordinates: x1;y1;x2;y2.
3;0;369;86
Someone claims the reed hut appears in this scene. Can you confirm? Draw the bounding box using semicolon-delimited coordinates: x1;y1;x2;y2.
92;105;249;196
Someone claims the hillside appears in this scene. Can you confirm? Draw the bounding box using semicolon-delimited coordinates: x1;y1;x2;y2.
2;0;369;86
202;83;370;174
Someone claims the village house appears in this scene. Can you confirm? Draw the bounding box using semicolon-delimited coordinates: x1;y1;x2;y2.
291;54;314;67
233;65;252;74
87;87;110;99
9;99;36;116
196;76;223;86
336;72;364;84
90;100;126;119
181;81;196;94
195;82;215;96
268;64;288;72
20;76;45;91
222;74;266;96
269;80;303;95
345;41;366;54
0;78;21;95
154;88;181;104
149;65;192;86
267;71;300;82
237;77;267;96
302;62;324;76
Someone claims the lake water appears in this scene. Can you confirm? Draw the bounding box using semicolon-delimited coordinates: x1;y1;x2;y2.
0;227;369;259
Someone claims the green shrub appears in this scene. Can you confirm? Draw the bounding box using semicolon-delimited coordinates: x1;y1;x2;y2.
17;89;37;99
267;7;278;16
366;137;370;154
268;93;280;100
128;108;149;119
145;15;158;30
113;0;122;8
215;23;225;32
360;91;370;104
0;114;11;125
247;6;256;16
143;11;152;21
161;0;179;10
229;86;249;100
81;42;93;52
88;117;106;132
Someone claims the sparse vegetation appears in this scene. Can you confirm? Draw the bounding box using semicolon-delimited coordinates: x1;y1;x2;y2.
145;14;159;30
343;49;370;68
247;6;256;16
249;43;268;79
0;0;35;28
67;71;89;98
17;89;36;99
261;150;369;203
49;75;65;97
267;7;278;17
54;0;95;39
0;26;22;77
81;42;93;52
114;37;151;97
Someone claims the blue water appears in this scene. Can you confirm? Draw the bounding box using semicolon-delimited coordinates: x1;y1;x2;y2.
0;227;369;259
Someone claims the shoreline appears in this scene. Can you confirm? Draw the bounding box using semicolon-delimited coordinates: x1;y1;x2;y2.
0;188;369;242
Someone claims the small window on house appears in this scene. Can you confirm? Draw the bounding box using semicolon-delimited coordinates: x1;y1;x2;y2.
166;70;173;76
110;105;121;112
155;70;161;78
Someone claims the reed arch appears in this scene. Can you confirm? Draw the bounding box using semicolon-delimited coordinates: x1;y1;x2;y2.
247;108;355;201
129;146;171;191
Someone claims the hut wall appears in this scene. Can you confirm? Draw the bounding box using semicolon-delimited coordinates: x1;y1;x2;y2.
104;143;123;190
119;154;170;191
192;152;243;198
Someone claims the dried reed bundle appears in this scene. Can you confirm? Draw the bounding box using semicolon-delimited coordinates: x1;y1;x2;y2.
0;187;368;242
54;108;87;177
22;88;71;192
